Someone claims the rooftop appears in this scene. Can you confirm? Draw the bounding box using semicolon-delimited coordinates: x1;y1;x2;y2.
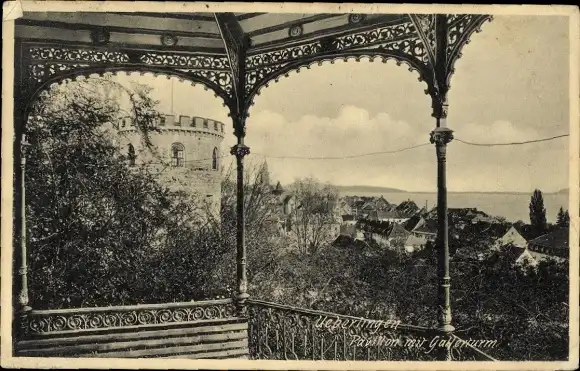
529;227;569;250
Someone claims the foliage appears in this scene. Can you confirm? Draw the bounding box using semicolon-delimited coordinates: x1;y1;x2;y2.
529;189;548;235
26;77;230;308
556;207;570;228
286;177;341;254
220;158;282;287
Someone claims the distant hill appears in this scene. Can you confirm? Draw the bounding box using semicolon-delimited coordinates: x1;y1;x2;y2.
335;185;407;194
554;188;569;194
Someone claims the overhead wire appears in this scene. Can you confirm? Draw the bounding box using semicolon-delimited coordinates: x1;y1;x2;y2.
30;133;569;165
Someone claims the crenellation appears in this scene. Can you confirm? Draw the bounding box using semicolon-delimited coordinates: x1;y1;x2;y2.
115;112;225;219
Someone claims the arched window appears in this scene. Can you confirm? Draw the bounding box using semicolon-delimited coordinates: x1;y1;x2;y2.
128;144;136;166
171;143;185;167
212;147;219;170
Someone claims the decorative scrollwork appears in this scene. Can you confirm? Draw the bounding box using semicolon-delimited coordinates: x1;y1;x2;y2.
160;34;179;47
139;52;230;70
288;24;304;38
20;300;237;335
20;44;236;113
348;14;367;24
29;46;129;63
412;14;437;55
447;15;473;56
247;300;440;361
445;15;493;88
28;63;90;83
230;144;250;158
244;21;427;100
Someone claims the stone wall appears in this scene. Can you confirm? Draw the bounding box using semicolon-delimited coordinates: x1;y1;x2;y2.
115;116;224;220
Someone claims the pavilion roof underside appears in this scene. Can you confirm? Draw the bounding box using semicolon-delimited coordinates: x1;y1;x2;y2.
16;11;412;55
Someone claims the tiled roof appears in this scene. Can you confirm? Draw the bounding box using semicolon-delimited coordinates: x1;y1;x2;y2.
512;224;537;241
375;210;414;219
413;219;437;235
396;200;420;214
403;214;422;231
389;223;410;238
529;227;569;250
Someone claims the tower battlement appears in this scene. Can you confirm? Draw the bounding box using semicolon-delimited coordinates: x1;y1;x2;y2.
115;113;225;219
118;114;226;139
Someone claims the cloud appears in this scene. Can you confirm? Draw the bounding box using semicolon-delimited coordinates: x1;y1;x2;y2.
240;107;567;192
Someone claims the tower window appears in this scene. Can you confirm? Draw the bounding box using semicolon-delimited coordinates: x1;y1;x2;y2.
212;147;219;170
160;116;166;126
171;143;185;167
128;144;136;166
214;122;218;131
203;120;208;129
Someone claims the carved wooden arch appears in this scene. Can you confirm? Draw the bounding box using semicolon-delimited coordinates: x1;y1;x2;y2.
20;66;233;123
242;50;435;116
15;42;238;124
444;15;494;90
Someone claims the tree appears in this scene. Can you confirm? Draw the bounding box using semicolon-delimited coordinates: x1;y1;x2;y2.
25;77;230;308
287;177;341;254
529;189;547;235
220;158;284;292
556;207;570;228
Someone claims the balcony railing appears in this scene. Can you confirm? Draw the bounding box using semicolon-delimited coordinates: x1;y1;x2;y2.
247;299;497;361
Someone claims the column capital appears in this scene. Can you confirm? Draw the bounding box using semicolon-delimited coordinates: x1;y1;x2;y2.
430;127;454;146
230;144;250;158
21;134;31;165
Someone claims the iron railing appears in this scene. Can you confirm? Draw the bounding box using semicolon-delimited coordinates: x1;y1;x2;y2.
247;299;497;361
20;299;237;336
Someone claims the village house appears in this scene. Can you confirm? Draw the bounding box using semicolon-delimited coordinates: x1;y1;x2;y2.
341;214;357;226
403;234;429;253
493;224;532;249
270;181;343;248
410;217;437;241
527;227;569;263
497;244;538;268
368;210;415;224
344;195;392;219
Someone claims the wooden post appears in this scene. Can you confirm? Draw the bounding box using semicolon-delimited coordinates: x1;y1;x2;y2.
18;133;32;314
429;14;455;361
230;116;250;316
430;120;455;361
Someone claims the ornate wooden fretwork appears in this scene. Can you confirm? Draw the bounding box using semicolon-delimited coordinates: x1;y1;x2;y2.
17;14;492;121
20;300;236;336
19;44;235;114
445;14;493;88
244;19;436;111
214;12;249;120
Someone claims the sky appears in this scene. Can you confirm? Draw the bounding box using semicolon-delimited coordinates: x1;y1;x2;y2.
111;15;571;193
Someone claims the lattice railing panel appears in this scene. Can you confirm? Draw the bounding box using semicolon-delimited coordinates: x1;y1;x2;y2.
20;299;237;336
247;299;497;361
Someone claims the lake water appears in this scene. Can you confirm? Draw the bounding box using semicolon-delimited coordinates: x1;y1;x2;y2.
341;191;569;223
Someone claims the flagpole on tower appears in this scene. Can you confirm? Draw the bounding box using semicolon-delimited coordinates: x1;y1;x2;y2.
170;78;174;115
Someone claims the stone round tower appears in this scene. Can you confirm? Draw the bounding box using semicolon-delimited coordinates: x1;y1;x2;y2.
117;113;225;220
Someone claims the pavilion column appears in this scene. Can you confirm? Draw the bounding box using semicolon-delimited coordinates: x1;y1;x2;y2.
430;101;455;361
230;115;250;316
17;133;32;315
